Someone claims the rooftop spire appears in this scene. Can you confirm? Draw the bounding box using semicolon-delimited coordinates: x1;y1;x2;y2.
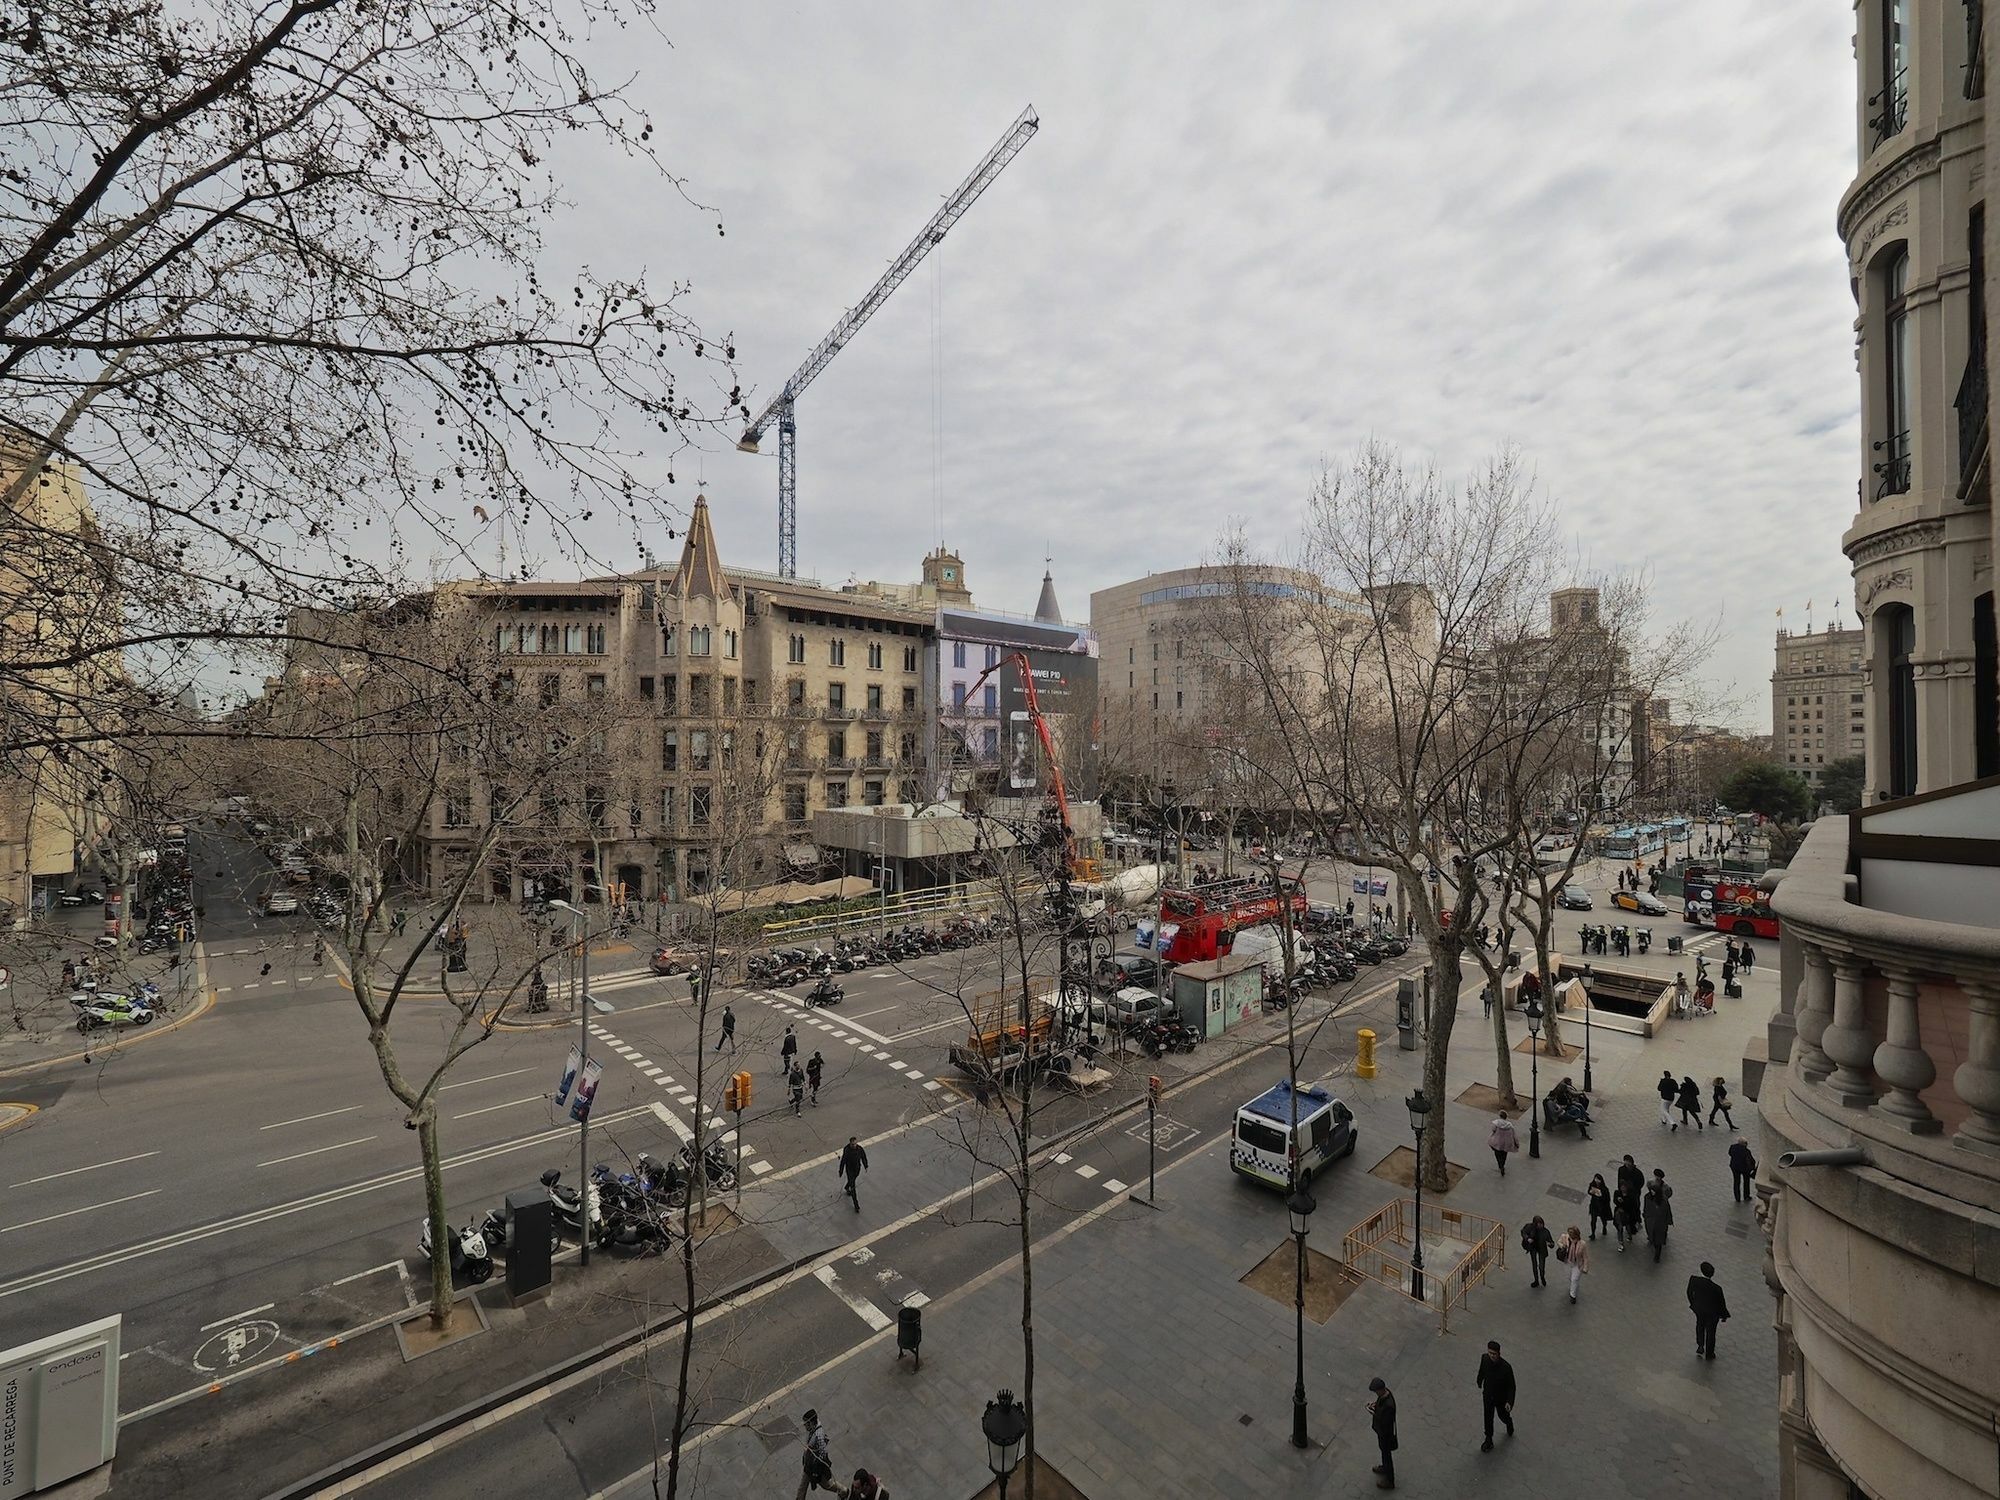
1033;565;1063;623
672;494;727;599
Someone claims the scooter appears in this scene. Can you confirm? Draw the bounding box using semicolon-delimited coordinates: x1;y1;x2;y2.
677;1141;737;1193
539;1168;605;1245
804;977;844;1009
478;1203;562;1256
72;992;154;1032
418;1215;494;1284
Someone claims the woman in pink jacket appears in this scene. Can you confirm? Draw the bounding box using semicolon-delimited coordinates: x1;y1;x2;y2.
1486;1115;1521;1175
1557;1225;1590;1304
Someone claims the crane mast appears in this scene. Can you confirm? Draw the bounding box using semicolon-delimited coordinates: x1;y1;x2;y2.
738;105;1040;577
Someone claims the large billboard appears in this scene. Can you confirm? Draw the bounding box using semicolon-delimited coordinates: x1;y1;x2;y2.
1001;649;1098;794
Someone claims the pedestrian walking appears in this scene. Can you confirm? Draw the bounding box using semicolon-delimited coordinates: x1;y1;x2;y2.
789;1062;806;1116
1721;956;1736;993
1644;1171;1675;1262
1520;1215;1554;1288
1367;1376;1398;1489
1481;983;1494;1019
795;1409;844;1499
1557;1224;1589;1304
1686;1261;1731;1359
1616;1154;1645;1250
1674;1074;1704;1132
838;1136;868;1213
1586;1173;1613;1240
716;1003;736;1052
780;1023;798;1076
1487;1114;1519;1175
807;1050;824;1106
1475;1340;1515;1450
1708;1076;1736;1129
1728;1136;1759;1202
1658;1068;1679;1127
1740;942;1756;973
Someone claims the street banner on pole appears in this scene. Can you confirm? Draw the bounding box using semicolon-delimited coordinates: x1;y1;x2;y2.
1352;876;1388;896
555;1046;579;1106
569;1057;604;1122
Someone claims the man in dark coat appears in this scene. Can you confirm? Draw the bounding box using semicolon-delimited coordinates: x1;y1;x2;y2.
1367;1376;1398;1489
1687;1262;1730;1358
1476;1340;1516;1450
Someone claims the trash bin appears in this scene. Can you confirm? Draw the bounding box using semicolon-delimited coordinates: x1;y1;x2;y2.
896;1303;922;1369
1506;949;1521;971
1667;935;1683;955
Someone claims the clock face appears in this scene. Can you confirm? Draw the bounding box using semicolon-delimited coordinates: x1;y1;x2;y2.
943;570;955;581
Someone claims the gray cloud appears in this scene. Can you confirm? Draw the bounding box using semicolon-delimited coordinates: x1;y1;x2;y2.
532;0;1859;729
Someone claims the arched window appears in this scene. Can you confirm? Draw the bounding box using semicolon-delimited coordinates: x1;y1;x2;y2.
1875;247;1913;499
1882;603;1917;796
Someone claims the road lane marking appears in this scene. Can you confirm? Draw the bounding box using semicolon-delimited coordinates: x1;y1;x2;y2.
257;1136;376;1169
198;1302;275;1332
885;1015;963;1042
1102;1178;1128;1193
845;1003;904;1021
260;1105;362;1131
2;1189;161;1234
749;1160;772;1176
647;1101;693;1144
439;1067;534;1092
811;1265;893;1331
9;1150;160;1188
452;1094;546;1121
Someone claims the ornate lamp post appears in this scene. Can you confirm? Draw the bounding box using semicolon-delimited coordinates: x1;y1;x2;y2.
982;1390;1028;1500
1579;961;1595;1094
1287;1186;1316;1449
1406;1089;1432;1301
1524;995;1545;1160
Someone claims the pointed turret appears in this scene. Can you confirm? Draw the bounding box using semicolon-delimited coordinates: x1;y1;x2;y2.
671;494;728;599
1033;567;1063;623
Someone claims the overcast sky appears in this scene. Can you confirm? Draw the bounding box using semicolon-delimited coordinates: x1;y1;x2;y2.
535;1;1861;732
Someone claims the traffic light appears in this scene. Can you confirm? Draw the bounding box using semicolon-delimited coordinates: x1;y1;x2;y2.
725;1071;752;1112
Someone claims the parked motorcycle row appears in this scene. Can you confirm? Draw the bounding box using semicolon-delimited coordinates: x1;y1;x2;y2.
743;915;1003;989
415;1144;740;1283
1262;929;1410;1010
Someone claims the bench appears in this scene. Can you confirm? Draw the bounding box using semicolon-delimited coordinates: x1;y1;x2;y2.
1540;1095;1595;1138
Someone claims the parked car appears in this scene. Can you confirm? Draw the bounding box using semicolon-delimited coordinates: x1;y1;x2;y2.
1556;885;1594;911
264;892;299;915
1093;950;1162;992
1610;889;1669;916
1229;1080;1356;1190
1099;987;1175;1030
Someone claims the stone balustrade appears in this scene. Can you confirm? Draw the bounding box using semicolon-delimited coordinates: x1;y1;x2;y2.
1771;815;2000;1211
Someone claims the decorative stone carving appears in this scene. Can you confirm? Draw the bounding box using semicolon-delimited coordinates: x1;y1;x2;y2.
1855;200;1910;266
1873;969;1942;1132
1848;519;1944;567
1859;568;1914;609
1838;141;1941;242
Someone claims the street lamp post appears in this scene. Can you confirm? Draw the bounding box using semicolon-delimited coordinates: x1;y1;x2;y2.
1579;962;1595;1094
1524;996;1544;1160
1406;1090;1431;1302
550;900;616;1266
982;1389;1028;1500
1287;1186;1315;1449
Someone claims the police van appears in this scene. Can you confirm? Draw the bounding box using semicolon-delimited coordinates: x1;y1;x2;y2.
1229;1079;1357;1190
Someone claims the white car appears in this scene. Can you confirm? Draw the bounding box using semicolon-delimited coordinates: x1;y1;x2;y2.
264;892;299;915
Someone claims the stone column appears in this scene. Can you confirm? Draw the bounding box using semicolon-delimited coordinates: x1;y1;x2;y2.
1872;967;1941;1132
1952;978;2000;1156
1794;942;1836;1083
1819;953;1878;1107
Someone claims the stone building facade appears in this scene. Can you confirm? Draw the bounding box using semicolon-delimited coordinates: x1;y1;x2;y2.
1771;626;1868;785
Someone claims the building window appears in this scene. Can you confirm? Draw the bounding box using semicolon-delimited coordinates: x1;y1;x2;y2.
691;729;711;772
788;633;806;664
953;682;967;709
1127;646;1134;664
721;730;735;768
866;729;884;763
443;784;470;828
723;628;738;659
661;675;677;715
900;731;917;761
1152;692;1159;710
827;730;847;762
787;678;806;709
825;779;848;808
586;673;606;699
983;645;998;670
903;646;918;672
638;675;654;701
539;673;560;707
784;784;808;822
828;683;846;714
690;785;711;826
1976;592;1998;777
902;686;918;710
866;684;883;713
981;726;998;757
982;684;998;713
868;641;883;670
564;623;584;653
864;779;885;807
723;677;737;711
662;729;678;772
659;788;676;829
688;625;712;656
540;623;561;653
830;638;846;666
489;786;511;825
662;625;677;657
585;785;608;828
1871;0;1909;146
952;641;966;669
1176;690;1184;710
1876;247;1913;498
1884;603;1918;797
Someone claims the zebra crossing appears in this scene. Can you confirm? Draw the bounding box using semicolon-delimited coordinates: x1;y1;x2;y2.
587;1023;773;1177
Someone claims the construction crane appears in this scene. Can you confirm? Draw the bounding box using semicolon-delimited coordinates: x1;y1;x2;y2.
737;105;1040;578
959;650;1086;878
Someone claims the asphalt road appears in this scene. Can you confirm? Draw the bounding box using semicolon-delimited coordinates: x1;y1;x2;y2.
0;820;1706;1438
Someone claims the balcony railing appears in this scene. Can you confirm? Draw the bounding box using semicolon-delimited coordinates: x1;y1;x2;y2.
1872;428;1912;499
1955;333;1988;499
861;705;891;721
1868;71;1909;148
1771;816;2000;1195
824;705;859;720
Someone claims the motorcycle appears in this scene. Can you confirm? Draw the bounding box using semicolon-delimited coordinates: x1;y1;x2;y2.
538;1168;605;1245
419;1215;494;1284
72;992;154;1032
804;977;844;1009
677;1140;737;1193
478;1202;562;1257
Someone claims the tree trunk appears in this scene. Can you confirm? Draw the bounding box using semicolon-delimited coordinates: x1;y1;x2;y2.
416;1107;453;1328
1489;992;1517;1108
1419;938;1457;1190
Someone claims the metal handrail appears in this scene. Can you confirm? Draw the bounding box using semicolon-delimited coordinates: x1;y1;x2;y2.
1872;428;1913;499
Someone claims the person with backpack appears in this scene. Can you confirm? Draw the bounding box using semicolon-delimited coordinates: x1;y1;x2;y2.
838;1137;868;1213
1520;1215;1554;1288
1728;1136;1759;1202
1673;1074;1704;1132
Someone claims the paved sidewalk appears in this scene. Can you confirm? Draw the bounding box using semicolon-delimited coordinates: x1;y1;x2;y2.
652;940;1781;1498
